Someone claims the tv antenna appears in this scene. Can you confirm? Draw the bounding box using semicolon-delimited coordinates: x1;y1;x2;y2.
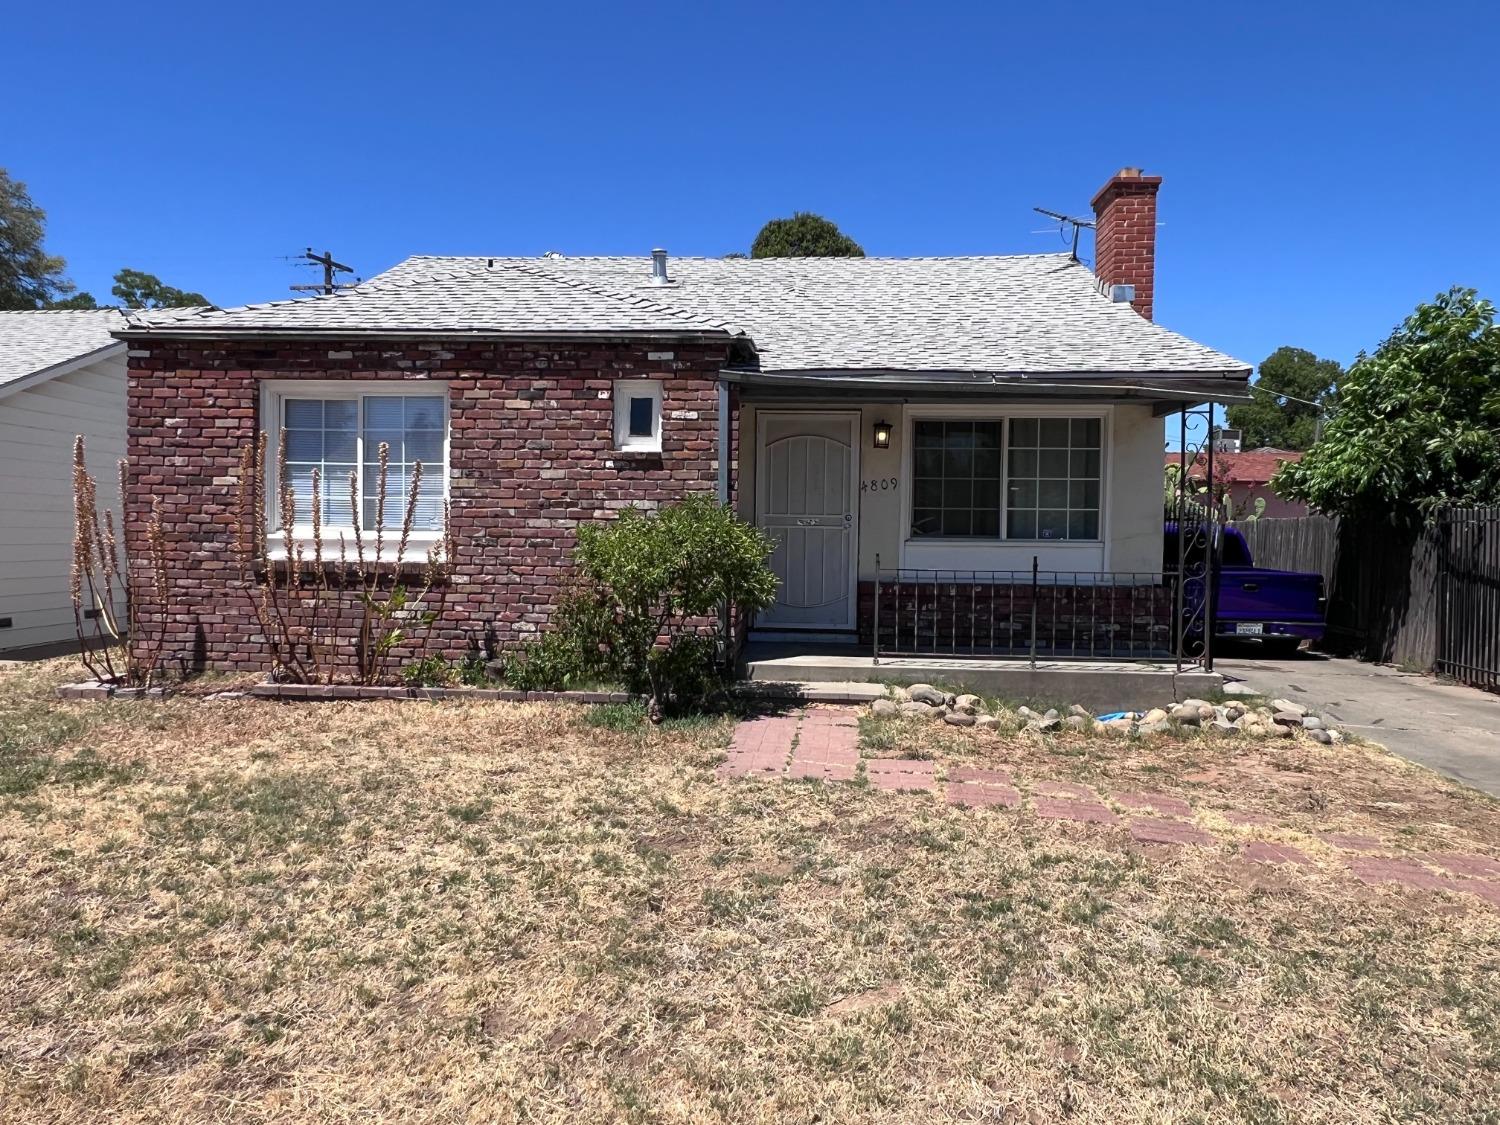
290;248;359;295
1032;207;1094;261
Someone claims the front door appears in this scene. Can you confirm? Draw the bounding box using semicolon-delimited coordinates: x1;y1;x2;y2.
756;412;858;630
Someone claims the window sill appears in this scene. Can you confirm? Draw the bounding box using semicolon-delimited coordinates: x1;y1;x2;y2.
264;534;446;565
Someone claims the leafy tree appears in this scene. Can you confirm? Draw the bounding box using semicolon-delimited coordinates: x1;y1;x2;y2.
1224;346;1342;451
111;268;207;309
1274;288;1500;520
750;212;865;258
0;169;90;309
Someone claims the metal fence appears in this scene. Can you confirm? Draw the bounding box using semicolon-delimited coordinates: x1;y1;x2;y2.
868;558;1189;665
1437;506;1500;691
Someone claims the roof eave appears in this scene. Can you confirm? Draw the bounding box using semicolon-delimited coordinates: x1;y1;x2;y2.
112;326;739;343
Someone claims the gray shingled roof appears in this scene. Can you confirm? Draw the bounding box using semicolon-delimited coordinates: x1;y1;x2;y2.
120;253;1250;379
0;309;126;387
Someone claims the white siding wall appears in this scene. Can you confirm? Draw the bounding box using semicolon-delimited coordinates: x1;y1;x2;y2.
739;400;1167;580
0;354;127;652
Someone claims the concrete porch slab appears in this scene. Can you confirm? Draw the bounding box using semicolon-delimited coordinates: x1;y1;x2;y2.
739;644;1221;711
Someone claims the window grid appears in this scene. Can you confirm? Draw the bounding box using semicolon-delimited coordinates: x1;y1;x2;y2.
278;392;447;535
907;415;1103;542
1004;417;1101;541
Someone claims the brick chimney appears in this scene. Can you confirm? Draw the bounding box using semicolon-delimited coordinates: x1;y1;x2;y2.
1091;167;1162;319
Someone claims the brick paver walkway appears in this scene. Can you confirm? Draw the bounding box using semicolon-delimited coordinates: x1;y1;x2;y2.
719;706;1500;911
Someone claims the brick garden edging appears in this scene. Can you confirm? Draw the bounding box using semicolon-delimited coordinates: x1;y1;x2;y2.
55;680;639;705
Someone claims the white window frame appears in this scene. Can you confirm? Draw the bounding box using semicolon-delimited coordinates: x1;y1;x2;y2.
613;379;663;453
259;380;450;557
900;404;1112;547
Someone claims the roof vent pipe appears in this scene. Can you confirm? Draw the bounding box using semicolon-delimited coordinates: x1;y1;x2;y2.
649;248;671;285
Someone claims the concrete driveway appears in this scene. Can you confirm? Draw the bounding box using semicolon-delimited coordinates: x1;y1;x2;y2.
1216;649;1500;798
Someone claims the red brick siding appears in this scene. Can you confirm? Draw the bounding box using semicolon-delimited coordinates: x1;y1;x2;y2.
125;337;731;672
1090;171;1161;320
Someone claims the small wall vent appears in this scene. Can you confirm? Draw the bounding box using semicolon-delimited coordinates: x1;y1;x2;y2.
1109;283;1135;304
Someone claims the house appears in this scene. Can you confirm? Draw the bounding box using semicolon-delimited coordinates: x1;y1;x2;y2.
0;310;136;654
116;169;1251;671
1165;448;1308;520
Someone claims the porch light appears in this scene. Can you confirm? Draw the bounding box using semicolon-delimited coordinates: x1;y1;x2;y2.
872;419;892;449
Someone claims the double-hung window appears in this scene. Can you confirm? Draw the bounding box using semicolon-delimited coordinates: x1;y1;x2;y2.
909;415;1102;541
269;384;448;542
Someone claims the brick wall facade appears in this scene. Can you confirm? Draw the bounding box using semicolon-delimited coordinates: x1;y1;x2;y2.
1090;169;1161;321
125;336;731;672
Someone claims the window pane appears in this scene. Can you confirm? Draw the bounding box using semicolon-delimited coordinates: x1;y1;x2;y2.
364;429;403;461
1070;480;1100;509
912;509;942;537
363;397;404;429
1008;449;1037;477
284;428;322;461
909;419;1001;539
1069;511;1100;539
1039;449;1069;477
1039;418;1070;446
1008;479;1037;508
404;396;445;430
1038;510;1069;539
284;399;324;428
1010;418;1038;447
1071;449;1101;478
1008;509;1036;538
628;395;654;437
1039;480;1069;508
406;430;443;465
1073;418;1101;447
324;429;357;461
324;400;358;429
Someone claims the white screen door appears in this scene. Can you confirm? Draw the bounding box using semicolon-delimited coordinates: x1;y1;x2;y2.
757;413;858;629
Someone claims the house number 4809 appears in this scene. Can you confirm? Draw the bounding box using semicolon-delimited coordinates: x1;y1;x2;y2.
860;477;898;493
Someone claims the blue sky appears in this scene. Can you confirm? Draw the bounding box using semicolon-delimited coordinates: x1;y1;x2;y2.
9;1;1499;374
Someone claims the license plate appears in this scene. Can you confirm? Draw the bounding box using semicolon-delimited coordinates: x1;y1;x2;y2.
1235;623;1265;636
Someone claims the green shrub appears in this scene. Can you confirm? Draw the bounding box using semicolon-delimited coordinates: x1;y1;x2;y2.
572;495;777;714
401;654;455;688
455;647;489;687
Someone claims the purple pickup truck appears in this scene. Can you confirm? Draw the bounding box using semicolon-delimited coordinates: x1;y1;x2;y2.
1164;525;1326;656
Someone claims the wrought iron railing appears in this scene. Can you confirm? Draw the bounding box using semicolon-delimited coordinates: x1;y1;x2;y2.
868;556;1197;665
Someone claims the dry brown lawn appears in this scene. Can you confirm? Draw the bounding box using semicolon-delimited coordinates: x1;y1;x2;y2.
1;658;1498;1123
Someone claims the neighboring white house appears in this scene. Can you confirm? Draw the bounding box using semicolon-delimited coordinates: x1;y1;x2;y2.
0;310;134;654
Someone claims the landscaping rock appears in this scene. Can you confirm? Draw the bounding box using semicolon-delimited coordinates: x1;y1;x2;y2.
944;710;977;727
1209;718;1240;735
1271;711;1304;729
1301;715;1326;730
1064;715;1090;732
907;684;947;707
1027;716;1062;733
871;699;900;718
1017;706;1042;722
1137;719;1172;735
1169;703;1202;726
899;701;938;718
1068;703;1092;718
889;685;911;702
953;694;981;715
1104;717;1135;734
1271;698;1308;717
974;715;1003;732
1268;721;1295;738
1043;708;1061;722
1308;728;1334;744
1142;707;1169;725
1224;704;1246;723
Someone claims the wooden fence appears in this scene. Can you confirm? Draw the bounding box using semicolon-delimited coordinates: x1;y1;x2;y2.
1231;510;1500;690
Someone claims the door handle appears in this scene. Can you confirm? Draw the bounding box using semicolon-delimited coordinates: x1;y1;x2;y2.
1242;582;1259;592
